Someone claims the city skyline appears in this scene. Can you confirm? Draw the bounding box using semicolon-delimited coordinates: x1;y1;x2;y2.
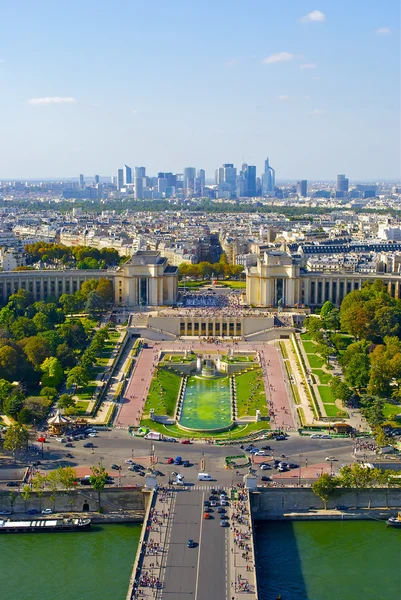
0;0;399;179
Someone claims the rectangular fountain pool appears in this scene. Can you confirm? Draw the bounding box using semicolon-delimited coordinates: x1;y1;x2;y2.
179;376;232;431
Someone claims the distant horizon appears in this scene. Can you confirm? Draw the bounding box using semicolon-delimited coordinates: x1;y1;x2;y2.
1;176;400;185
0;1;399;180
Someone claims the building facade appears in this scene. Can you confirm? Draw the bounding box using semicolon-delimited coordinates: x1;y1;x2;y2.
0;251;178;307
246;251;401;307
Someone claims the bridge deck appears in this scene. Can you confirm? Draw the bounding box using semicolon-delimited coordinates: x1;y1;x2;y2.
128;485;258;600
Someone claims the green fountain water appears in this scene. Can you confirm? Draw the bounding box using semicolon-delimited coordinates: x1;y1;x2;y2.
179;375;232;431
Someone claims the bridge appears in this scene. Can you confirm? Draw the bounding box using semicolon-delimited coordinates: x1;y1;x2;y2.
127;484;259;599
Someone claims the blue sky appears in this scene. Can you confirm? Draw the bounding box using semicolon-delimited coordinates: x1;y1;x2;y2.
0;0;399;180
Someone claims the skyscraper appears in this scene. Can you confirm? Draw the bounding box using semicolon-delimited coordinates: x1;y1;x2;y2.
135;166;146;178
79;174;84;188
223;164;237;193
245;165;256;197
197;169;205;195
124;165;132;185
262;158;275;194
134;177;144;199
94;174;100;184
117;169;124;191
297;180;308;197
183;167;196;194
337;174;349;193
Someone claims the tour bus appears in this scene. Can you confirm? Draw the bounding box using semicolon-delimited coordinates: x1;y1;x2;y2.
198;473;213;481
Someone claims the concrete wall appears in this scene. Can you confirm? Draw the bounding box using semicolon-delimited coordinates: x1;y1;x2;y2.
0;487;147;514
251;487;401;518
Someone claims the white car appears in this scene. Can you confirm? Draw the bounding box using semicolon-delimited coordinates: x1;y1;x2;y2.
310;434;321;439
88;432;97;438
256;450;267;456
260;464;270;470
325;456;336;461
42;508;53;514
220;499;228;506
125;459;134;464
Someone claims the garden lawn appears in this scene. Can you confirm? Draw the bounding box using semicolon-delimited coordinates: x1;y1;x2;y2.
235;368;268;417
144;368;182;417
306;354;325;369
322;403;345;418
318;385;336;404
76;383;98;401
139;418;270;440
300;333;313;341
216;280;246;289
302;341;317;354
383;401;401;419
313;370;332;385
74;401;90;415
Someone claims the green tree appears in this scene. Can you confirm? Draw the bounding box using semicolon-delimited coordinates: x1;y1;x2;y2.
373;425;389;448
344;353;370;391
89;463;108;509
59;293;77;315
96;278;114;303
32;312;53;332
20;336;51;368
66;366;90;390
329;377;353;404
10;317;37;340
324;308;341;331
339;463;372;508
85;291;105;315
57;394;75;411
4;424;29;457
31;472;47;511
58;466;78;508
45;471;59;511
40;387;58;400
40;357;64;389
320;301;334;319
3;392;24;419
0;345;19;380
0;379;13;411
21;484;32;512
311;473;338;509
56;343;77;369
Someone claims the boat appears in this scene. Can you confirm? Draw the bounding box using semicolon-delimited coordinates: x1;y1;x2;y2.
0;517;91;533
386;512;401;528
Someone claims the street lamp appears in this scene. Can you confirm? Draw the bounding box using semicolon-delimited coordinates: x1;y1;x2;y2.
298;454;303;487
100;456;104;468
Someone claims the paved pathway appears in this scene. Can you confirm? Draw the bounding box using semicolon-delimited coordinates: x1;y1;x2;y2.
119;339;295;431
118;347;159;427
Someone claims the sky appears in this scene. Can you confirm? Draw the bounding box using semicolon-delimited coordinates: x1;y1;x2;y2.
0;0;399;180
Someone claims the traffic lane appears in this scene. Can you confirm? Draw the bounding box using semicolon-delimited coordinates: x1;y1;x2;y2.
197;499;227;600
162;490;202;599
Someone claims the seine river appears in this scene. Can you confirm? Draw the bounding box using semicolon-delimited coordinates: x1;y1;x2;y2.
255;520;401;600
0;523;141;600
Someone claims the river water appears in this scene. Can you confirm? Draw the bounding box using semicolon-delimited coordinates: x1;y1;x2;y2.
255;520;401;600
0;523;141;600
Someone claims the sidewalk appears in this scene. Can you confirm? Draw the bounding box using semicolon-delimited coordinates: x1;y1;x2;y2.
228;487;258;599
129;487;175;599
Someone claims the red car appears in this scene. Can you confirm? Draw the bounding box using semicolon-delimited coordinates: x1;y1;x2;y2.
180;439;191;445
166;458;174;464
37;437;46;443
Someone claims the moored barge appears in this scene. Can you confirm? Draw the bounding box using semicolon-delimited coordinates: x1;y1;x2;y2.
0;517;91;533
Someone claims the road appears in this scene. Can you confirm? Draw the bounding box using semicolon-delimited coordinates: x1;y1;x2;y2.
1;429;371;488
161;489;227;600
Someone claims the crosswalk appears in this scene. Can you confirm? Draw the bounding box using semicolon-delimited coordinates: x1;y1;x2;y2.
189;485;230;491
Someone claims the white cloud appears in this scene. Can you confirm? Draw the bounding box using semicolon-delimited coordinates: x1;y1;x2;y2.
301;10;326;23
277;95;290;101
311;108;324;115
132;108;137;114
300;63;318;69
225;58;239;68
375;27;391;35
27;97;77;105
263;52;296;64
